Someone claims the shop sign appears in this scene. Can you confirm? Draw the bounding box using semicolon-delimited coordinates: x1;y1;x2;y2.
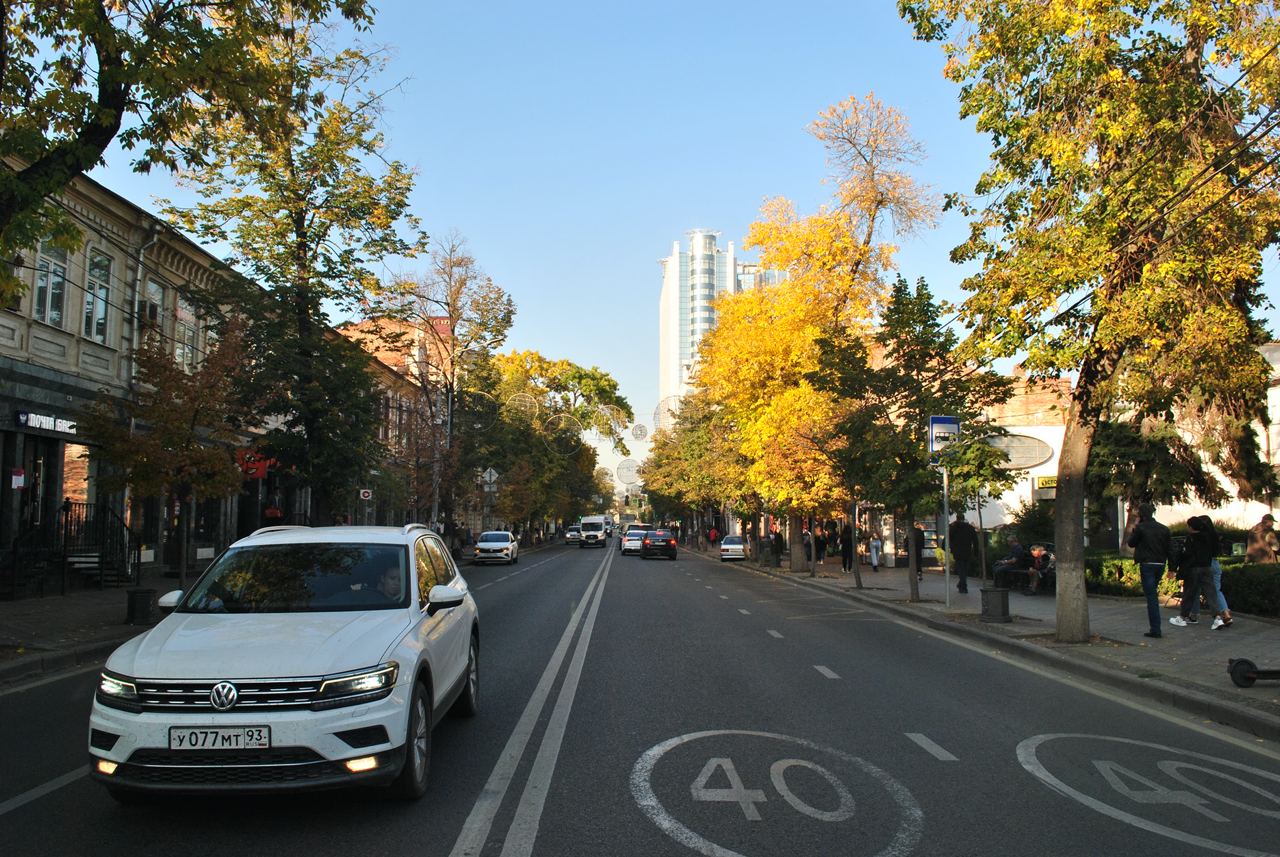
236;449;275;479
1036;476;1058;489
10;468;24;489
17;411;77;435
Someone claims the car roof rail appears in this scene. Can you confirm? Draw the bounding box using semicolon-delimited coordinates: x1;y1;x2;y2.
249;525;311;537
402;523;433;536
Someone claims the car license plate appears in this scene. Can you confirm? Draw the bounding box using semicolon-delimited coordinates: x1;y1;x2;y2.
168;726;271;750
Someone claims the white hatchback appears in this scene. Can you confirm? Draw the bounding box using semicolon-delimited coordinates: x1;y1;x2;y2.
88;524;479;802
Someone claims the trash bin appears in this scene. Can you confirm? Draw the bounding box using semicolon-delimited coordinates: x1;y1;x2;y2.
126;589;157;625
980;586;1011;623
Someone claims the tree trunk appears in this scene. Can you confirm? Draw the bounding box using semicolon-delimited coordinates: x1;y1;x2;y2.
850;497;864;590
789;514;804;571
1055;402;1106;642
905;504;920;603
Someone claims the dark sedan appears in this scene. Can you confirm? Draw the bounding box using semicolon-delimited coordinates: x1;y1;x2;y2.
640;529;677;560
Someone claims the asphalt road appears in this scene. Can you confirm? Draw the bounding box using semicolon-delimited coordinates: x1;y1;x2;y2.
1;543;1278;857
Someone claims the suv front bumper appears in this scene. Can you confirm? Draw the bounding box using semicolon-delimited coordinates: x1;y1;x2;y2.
88;684;410;793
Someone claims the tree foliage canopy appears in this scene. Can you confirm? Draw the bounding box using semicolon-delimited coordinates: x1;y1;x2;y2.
0;0;373;297
164;26;424;517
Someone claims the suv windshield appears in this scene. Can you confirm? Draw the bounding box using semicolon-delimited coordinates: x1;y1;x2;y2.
180;543;410;613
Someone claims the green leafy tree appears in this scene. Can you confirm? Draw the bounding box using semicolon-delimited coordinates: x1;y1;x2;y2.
80;322;255;586
0;0;372;299
900;1;1279;640
1087;417;1229;545
165;27;426;521
808;275;1012;600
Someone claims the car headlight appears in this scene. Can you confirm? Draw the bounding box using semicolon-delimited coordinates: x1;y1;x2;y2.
312;662;399;711
96;671;141;713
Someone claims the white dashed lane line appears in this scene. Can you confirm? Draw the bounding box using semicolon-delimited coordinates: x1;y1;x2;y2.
738;609;751;615
813;665;840;679
906;733;958;761
767;630;783;638
719;595;728;600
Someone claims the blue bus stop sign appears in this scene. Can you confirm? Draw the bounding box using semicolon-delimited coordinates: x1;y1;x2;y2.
929;415;960;453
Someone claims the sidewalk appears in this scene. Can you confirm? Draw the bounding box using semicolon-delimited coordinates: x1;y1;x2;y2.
708;548;1280;741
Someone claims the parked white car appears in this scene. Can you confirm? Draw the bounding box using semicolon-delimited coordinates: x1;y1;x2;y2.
88;524;479;802
719;535;746;562
473;530;519;565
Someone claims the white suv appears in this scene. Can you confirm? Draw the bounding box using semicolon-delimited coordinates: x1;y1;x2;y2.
88;524;479;802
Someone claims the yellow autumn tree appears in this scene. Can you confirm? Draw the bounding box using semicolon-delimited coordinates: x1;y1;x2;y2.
693;94;937;551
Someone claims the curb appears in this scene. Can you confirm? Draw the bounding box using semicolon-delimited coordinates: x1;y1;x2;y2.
703;552;1280;743
0;633;140;687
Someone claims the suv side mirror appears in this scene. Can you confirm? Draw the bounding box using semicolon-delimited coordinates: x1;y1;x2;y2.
427;584;464;616
158;590;183;613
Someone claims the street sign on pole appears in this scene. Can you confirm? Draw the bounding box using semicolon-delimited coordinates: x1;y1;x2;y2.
482;467;499;485
359;488;372;500
929;415;960;453
929;416;960;608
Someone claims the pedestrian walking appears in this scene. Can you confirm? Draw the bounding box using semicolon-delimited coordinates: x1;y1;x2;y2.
948;512;978;594
770;528;784;567
1208;550;1228;631
814;527;827;565
802;526;812;562
869;533;882;573
1127;503;1171;638
709;525;719;546
1170;516;1229;630
1246;513;1279;563
840;522;855;573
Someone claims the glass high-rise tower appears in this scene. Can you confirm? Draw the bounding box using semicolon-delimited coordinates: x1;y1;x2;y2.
657;230;781;419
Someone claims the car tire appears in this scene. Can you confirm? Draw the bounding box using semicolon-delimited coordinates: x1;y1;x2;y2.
452;634;479;717
391;681;431;800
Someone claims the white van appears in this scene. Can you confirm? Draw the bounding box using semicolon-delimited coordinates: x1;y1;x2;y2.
579;515;608;548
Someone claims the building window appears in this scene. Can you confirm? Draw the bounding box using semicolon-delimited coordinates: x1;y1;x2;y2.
83;250;111;344
35;241;67;327
139;278;165;329
175;295;198;371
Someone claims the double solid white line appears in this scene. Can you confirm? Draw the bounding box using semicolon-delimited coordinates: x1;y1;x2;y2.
448;548;614;857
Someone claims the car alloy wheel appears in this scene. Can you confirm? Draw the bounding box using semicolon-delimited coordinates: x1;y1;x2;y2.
453;635;479;717
392;681;431;799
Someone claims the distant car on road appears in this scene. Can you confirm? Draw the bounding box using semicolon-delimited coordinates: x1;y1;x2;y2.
641;529;678;560
565;527;581;545
620;526;650;555
619;522;650;553
719;535;746;562
473;530;519;565
88;524;479;803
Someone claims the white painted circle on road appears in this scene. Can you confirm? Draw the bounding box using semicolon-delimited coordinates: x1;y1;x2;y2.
1017;734;1280;857
631;730;923;857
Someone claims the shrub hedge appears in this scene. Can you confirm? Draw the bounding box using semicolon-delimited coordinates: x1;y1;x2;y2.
1082;552;1279;618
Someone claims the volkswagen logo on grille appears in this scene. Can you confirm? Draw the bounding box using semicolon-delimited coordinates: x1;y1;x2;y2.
209;681;239;711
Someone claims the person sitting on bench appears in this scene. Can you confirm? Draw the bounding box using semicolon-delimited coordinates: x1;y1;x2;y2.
1024;544;1050;595
993;537;1030;588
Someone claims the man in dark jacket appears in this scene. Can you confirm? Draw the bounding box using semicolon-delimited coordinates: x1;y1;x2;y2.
1127;502;1172;639
948;513;979;594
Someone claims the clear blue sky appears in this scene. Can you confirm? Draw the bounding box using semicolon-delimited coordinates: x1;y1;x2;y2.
89;0;1279;470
